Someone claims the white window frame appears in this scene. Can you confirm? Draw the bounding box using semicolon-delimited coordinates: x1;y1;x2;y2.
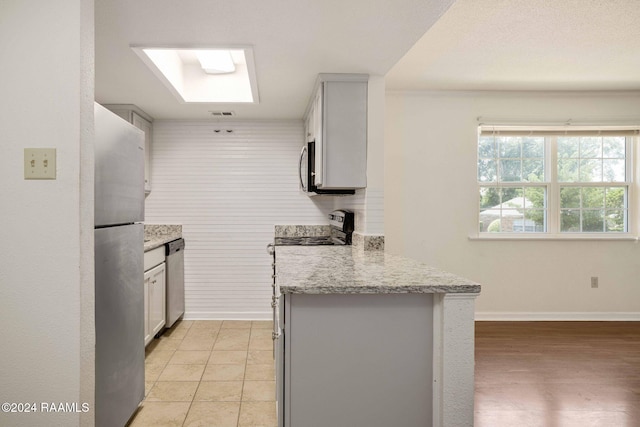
475;125;637;240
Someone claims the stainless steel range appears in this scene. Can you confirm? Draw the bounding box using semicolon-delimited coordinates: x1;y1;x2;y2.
273;210;354;247
266;210;355;358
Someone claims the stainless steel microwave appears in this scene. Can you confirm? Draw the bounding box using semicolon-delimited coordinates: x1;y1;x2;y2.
298;141;355;195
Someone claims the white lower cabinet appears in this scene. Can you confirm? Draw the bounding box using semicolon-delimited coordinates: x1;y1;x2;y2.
144;262;166;346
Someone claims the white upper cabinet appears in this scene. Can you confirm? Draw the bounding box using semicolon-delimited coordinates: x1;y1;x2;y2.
304;74;368;190
103;104;153;195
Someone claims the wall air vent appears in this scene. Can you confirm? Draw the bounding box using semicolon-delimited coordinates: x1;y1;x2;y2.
210;111;236;117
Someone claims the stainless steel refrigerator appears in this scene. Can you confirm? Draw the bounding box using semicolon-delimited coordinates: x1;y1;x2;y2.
94;103;145;427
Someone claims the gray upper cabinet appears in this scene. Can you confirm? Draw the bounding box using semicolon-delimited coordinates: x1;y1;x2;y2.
103;104;153;195
305;74;368;190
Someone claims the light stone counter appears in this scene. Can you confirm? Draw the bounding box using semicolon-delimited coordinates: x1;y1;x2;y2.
274;245;480;426
275;245;481;295
144;224;182;252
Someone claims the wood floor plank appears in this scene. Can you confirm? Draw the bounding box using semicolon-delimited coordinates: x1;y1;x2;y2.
475;322;640;426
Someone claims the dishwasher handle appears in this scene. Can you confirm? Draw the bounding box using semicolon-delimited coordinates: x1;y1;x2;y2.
165;238;185;256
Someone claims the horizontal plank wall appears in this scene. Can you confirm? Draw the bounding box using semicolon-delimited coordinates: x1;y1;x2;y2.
145;120;333;319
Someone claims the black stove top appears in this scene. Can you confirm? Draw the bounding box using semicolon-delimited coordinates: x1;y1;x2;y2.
274;236;338;246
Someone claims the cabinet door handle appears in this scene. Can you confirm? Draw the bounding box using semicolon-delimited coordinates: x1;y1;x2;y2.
266;243;275;255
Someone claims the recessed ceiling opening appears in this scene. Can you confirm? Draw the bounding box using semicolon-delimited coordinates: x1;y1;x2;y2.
132;46;259;104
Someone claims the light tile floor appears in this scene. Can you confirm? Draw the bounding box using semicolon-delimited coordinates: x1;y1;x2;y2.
127;320;277;427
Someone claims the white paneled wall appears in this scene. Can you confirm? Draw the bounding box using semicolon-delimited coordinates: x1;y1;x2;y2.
334;188;384;235
332;190;366;232
145;120;334;319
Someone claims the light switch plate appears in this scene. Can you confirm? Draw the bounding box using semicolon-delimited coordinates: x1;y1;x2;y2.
24;148;56;180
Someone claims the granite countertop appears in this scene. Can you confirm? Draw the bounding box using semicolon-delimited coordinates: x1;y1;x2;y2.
144;224;182;252
275;246;481;295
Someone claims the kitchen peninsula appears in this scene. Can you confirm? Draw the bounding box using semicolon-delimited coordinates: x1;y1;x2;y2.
274;245;481;427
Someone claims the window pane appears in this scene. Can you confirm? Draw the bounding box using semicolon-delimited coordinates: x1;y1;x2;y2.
524;187;546;209
605;187;625;209
479;187;506;232
478;159;497;182
558;137;579;158
479;187;500;232
603;159;625;182
523;209;546;232
582;210;604;232
558;159;579;182
560;187;580;208
500;160;521;181
500;188;524;206
558;135;626;185
478;135;546;185
603;137;625;159
522;159;544;182
579;159;602;182
479;186;546;233
560;186;627;233
522;137;544;158
499;138;521;158
478;137;496;158
605;209;625;232
561;210;580;232
580;137;602;158
479;187;500;210
582;187;604;208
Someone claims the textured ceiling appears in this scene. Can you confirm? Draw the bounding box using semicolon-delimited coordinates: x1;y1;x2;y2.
387;0;640;91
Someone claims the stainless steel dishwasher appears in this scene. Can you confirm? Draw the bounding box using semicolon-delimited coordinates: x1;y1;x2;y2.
165;238;185;328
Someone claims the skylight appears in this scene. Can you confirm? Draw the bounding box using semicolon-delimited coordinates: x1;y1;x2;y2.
132;46;259;103
195;50;235;74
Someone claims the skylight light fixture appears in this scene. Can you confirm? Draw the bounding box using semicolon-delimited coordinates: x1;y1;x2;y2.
131;45;259;104
195;50;235;74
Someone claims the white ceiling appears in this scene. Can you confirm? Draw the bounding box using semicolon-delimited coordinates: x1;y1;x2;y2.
386;0;640;91
95;0;640;121
94;0;455;120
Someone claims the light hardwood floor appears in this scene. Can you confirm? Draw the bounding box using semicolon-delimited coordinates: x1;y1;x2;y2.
128;320;276;427
475;321;640;427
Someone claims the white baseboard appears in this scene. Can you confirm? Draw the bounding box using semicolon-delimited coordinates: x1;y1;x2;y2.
475;312;640;321
184;311;271;321
185;311;640;322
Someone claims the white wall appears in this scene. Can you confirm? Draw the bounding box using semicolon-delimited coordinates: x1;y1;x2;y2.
0;1;94;426
385;91;640;320
144;121;334;319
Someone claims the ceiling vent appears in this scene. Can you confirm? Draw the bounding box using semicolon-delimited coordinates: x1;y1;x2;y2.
210;111;236;117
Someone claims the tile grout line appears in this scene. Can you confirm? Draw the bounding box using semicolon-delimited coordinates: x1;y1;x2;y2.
237;325;252;427
181;319;216;427
176;320;193;427
137;320;273;427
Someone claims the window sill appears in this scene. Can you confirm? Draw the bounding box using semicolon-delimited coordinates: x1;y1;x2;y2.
469;233;638;241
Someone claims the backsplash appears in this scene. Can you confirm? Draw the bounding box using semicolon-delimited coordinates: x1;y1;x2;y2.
144;224;182;240
352;232;384;251
274;225;331;238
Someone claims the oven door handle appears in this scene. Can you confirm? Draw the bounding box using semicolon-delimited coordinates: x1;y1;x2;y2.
298;145;307;192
